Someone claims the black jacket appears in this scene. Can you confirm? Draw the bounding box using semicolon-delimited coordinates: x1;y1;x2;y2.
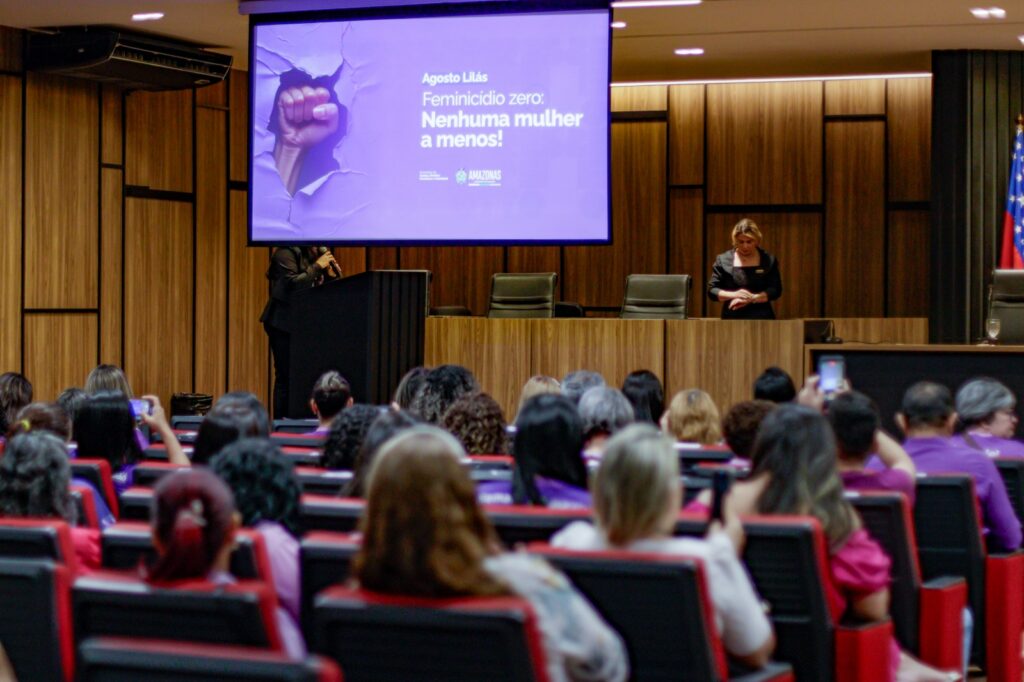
707;248;782;320
259;247;324;331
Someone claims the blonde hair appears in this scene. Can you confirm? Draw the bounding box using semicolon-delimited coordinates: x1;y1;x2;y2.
515;375;561;420
85;364;133;398
665;389;722;444
731;218;763;245
593;424;679;546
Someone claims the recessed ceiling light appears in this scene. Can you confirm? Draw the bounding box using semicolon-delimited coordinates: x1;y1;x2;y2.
132;12;164;21
611;1;702;8
674;48;705;56
970;7;1006;19
610;21;627;29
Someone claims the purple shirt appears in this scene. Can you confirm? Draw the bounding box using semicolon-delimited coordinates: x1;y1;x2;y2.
70;477;116;529
954;433;1024;459
902;436;1022;551
477;476;591;509
255;521;300;622
840;469;916;506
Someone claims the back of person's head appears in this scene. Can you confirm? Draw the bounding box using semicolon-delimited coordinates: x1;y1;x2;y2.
8;402;72;442
56;387;88;426
73;391;142;469
578;387;635;441
392;366;429;410
192;395;271;466
721;400;776;459
209;438;301;537
956;378;1016;429
321;404;381;470
828;391;880;460
410;364;479;424
751;404;855;551
214;392;271;435
147;469;237;584
0;372;32;434
621;370;664;425
85;364;132;397
346;409;420;498
561;370;606;406
515;375;561;420
310;370;351;421
353;426;506;598
664;389;721;445
593;424;679;546
753;367;796;403
900;382;955;432
0;431;73;522
442;391;508;455
512;394;587;505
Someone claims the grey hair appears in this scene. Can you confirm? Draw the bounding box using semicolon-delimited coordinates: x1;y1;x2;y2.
578;387;635;439
956;378;1016;426
561;371;606;406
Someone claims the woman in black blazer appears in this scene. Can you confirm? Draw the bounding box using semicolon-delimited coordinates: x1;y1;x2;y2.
707;219;783;320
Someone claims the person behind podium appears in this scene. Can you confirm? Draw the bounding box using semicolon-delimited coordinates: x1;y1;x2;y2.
707;219;782;319
260;246;340;419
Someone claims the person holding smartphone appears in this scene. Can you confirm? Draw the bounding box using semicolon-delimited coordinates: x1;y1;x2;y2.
707;219;783;319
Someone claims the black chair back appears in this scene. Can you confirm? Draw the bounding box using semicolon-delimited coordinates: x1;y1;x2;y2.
272;419;320;434
70;459;119;517
484;506;591;546
620;273;692;320
0;519;74;565
994;458;1024;525
299;495;365;533
118;487;154;521
299;532;360;638
101;524;268;581
294;468;352;496
170;415;204;431
0;557;73;682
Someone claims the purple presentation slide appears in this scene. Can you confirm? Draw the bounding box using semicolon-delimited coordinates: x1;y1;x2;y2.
250;9;610;244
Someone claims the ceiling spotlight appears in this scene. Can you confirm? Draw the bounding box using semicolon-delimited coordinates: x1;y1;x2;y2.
674;47;705;56
611;1;702;8
611;21;627;28
131;12;165;21
970;7;1006;19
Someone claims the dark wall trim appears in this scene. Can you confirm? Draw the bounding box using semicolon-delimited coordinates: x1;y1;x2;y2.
824;114;887;122
889;201;931;211
611;110;667;122
100;162;122;170
124;186;195;203
24;308;99;314
705;203;823;214
228;180;249;192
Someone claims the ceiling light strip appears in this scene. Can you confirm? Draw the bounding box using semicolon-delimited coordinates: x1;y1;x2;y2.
611;72;932;87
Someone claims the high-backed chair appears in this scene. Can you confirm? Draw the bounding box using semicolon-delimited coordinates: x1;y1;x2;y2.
118;487;154;521
78;637;342;682
0;557;74;682
312;586;550;681
483;505;591;546
70;459;120;519
71;483;102;529
272;418;320;434
295;467;353;496
299;495;365;533
620;274;691;319
133;462;189;488
0;518;79;572
487;273;558;319
994;457;1024;525
988;269;1024;343
300;532;361;638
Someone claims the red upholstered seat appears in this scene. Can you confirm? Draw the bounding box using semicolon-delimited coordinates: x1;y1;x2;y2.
0;557;74;681
0;517;80;574
70;484;101;529
70;459;120;518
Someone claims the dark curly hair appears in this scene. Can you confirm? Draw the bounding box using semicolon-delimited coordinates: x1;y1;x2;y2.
209;437;301;537
442;392;509;455
321;405;381;470
0;431;75;523
410;365;478;424
0;372;32;434
346;409;421;498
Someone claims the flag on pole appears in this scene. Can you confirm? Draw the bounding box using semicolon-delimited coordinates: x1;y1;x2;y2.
999;118;1024;269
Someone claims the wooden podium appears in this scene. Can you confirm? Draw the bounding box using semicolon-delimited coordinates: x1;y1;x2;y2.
286;271;427;417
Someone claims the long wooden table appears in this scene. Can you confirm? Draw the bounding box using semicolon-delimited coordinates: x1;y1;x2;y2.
425;317;928;419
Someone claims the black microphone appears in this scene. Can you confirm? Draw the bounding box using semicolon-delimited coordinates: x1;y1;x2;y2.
318;246;343;278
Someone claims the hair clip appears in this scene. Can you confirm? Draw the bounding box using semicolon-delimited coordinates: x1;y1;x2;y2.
18;419;30;432
176;498;207;527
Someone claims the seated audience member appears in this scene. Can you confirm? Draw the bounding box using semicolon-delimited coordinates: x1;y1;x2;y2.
85;363;133;397
478;394;590;508
76;392;188;491
552;424;775;668
9;403;115;528
828;391;916;503
896;382;1021;551
0;431;100;572
344;410;420;498
410;364;479;424
578;387;635;457
391;366;429;411
515;375;561;422
442;391;509;455
752;367;796;403
353;427;628;682
716;404;957;682
191;393;271;466
561;370;605;406
0;372;32;436
308;370;352;434
954;378;1024;457
57;387;89;425
145;469;304;659
721;400;776;464
210;438;302;621
621;370;665;425
320;404;381;471
662;389;722;446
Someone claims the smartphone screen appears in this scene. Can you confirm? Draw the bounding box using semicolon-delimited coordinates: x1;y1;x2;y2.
818;355;845;394
128;398;151;420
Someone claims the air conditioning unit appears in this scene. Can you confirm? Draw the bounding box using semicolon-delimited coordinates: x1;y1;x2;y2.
25;27;232;91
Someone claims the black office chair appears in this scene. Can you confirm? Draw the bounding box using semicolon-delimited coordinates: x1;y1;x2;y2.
620;274;691;319
988;269;1024;343
487;273;558;319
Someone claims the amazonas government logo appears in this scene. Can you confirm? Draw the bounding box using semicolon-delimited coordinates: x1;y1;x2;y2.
455;169;468;185
455;169;502;187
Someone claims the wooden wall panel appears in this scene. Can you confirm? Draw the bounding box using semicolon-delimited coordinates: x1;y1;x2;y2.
369;248;398;270
706;82;823;205
706;213;822;320
564;121;666;308
507;247;560;276
887;210;930;317
99;169;122;365
126;90;193;192
101;86;123;166
611;86;667;112
229;71;248;183
196;80;228;108
824;80;886;116
0;27;22;72
0;75;20;371
228;190;271;405
24;314;97;401
333;248;367;278
888;77;931;202
668;84;704;186
668;189;704;317
401;247;503;315
830;318;928;345
24;73;98;310
824;121;886;317
195;108;228;397
124;199;193;405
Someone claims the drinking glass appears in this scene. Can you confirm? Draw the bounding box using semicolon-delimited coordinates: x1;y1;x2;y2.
986;318;1001;344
